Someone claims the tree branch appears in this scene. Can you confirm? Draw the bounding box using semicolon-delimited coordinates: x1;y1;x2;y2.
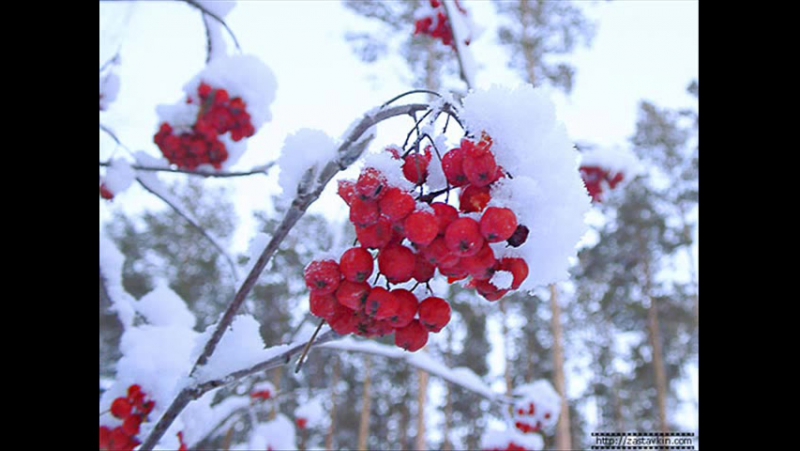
182;0;242;52
100;160;275;178
139;102;430;450
135;174;240;281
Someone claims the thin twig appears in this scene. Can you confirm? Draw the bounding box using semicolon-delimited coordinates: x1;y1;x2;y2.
139;102;430;451
294;319;326;373
135;175;240;281
380;89;441;109
182;0;242;52
100;160;275;178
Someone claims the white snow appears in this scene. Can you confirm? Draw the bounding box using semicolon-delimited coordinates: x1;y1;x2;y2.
295;396;326;428
248;414;297;450
362;148;416;192
513;380;562;431
135;280;197;329
99;71;120;111
460;85;592;290
102;158;136;197
99;232;137;328
480;426;544;451
194;314;293;383
490;270;514;291
195;0;237;62
277;128;338;200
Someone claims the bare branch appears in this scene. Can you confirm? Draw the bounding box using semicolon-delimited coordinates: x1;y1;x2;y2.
139;102;430;450
182;0;242;52
135;174;240;281
100;160;275;178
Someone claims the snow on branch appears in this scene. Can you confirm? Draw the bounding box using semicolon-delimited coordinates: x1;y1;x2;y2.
99;160;276;178
320;336;505;402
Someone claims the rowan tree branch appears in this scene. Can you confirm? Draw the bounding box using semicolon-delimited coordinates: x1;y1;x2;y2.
139;102;431;450
100;160;275;178
182;0;242;52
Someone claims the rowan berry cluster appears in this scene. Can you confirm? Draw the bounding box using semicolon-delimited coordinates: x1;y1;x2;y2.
153;83;256;170
579;165;624;203
304;132;530;351
513;400;554;434
414;0;470;49
99;384;155;451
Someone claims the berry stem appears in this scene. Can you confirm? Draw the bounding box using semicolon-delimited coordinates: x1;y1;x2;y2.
294;319;326;374
380;89;442;109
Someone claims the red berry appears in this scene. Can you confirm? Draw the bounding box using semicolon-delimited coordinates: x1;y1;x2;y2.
334;280;371;311
328;304;360;335
100;184;114;201
377;245;416;284
462;152;499;187
304;260;342;295
388;289;419;328
458;184;491;213
412;252;436;283
349;198;380;227
471;278;509;301
356;220;393;250
309;292;338;320
480;207;519;243
507;224;530;247
198;83;212;99
499;258;529;290
356;168;388;201
111;397;133;420
442;148;468;187
420;237;460;268
378;187;416;222
418;297;451;333
404;210;439;246
296;418;308;430
99;426;112;449
394;319;429;352
431;202;459;236
461;133;493;158
444;217;485;257
402;150;432;185
367;286;397;319
460;242;496;280
122;414;142;436
339;247;374;283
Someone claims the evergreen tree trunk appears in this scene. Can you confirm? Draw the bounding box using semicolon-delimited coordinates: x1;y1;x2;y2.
326;356;340;451
643;240;669;434
519;0;539;86
416;366;429;450
358;356;372;450
499;299;514;396
271;367;282;421
549;284;572;450
443;328;454;451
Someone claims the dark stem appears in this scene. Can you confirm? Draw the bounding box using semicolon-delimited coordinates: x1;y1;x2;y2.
294;319;326;373
100;161;276;178
182;0;242;52
380;89;441;109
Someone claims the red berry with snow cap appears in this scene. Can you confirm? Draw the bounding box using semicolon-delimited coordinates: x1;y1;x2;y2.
356;168;388;201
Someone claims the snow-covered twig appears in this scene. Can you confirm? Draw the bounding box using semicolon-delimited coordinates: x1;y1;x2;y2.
100;160;275;178
182;0;242;52
135;173;240;281
139;102;430;450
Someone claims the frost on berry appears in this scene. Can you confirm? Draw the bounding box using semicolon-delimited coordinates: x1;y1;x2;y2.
444;217;485;257
404;210;439;246
349;198;380;227
418;297;451;333
309;292;338;321
337;180;357;206
377;245;416;284
378;187;416;222
356;168;388;202
335;280;371;311
394;319;429;352
339;247;374;283
304;260;342;295
480;207;519;243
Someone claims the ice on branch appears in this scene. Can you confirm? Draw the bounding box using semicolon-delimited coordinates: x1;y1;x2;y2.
460;84;591;289
277;129;338;200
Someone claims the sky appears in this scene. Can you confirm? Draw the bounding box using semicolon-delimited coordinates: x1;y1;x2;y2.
100;0;699;440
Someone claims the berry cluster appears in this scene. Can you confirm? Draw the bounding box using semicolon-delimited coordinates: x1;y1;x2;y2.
484;443;530;451
99;384;155;451
414;0;455;48
579;165;624;203
305;132;530;351
153;83;256;170
513;400;553;434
